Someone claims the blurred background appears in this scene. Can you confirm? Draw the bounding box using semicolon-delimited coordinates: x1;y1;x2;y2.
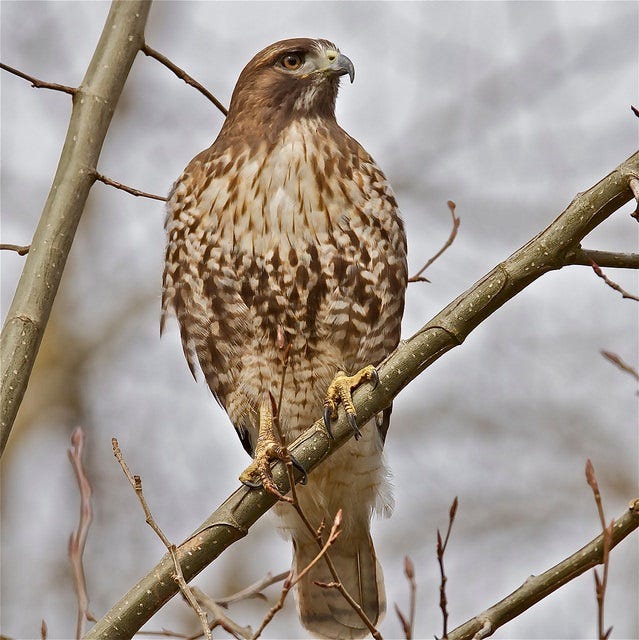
1;2;637;639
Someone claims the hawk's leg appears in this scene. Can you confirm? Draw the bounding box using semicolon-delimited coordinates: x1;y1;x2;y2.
323;365;379;440
239;395;306;503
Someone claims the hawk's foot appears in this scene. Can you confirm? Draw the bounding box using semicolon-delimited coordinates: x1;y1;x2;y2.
323;365;379;441
239;396;307;502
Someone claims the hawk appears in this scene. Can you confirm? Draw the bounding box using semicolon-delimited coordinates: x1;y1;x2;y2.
163;38;407;638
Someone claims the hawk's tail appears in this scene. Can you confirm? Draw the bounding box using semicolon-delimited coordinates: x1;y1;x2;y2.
294;526;385;639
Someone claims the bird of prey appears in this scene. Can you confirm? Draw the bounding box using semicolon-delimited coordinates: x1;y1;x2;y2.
162;38;407;638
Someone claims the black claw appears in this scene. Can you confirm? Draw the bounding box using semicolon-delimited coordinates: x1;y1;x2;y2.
241;477;262;489
290;454;308;485
370;368;379;390
348;413;362;440
323;406;334;439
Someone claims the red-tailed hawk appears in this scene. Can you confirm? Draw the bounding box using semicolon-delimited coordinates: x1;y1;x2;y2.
163;38;407;638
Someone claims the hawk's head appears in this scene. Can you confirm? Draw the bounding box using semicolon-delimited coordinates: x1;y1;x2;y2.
222;38;354;139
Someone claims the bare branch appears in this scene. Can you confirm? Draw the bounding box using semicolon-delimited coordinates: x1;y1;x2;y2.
589;259;639;301
216;570;289;607
0;1;152;457
394;556;417;640
566;248;639;269
409;200;460;283
191;587;252;640
112;439;212;640
0;62;76;94
142;43;228;117
585;460;614;640
0;243;30;256
41;620;47;640
447;500;639;640
600;350;639;382
95;173;167;201
436;497;458;639
67;427;94;639
86;151;639;640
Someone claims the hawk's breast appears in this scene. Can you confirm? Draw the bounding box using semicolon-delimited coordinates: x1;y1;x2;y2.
163;117;407;408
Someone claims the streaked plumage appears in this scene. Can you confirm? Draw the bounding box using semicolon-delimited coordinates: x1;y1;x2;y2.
163;38;407;638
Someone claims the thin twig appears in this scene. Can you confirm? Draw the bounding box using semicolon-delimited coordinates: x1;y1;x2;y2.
585;460;614;640
600;350;639;382
589;259;639;301
68;427;95;639
135;629;193;638
0;62;76;94
95;173;167;201
191;586;252;640
216;570;289;607
142;43;228;116
436;497;458;639
112;439;212;640
251;512;342;640
0;243;30;256
394;556;417;640
409;200;460;283
41;619;48;640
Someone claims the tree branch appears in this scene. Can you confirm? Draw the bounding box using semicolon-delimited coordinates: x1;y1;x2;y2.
408;200;460;283
0;62;76;94
566;248;639;269
446;500;639;640
94;172;167;201
68;427;95;639
0;243;30;256
85;151;639;640
142;43;228;117
0;1;152;457
600;350;639;382
589;259;639;301
112;439;212;640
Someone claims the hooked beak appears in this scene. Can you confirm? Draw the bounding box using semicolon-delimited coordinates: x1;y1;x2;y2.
324;50;355;83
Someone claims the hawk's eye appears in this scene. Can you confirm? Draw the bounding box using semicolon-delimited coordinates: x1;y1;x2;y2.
280;53;303;71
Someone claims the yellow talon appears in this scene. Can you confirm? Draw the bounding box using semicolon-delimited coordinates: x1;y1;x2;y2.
323;365;379;440
239;395;292;503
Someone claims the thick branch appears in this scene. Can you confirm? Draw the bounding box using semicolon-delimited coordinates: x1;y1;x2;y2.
85;151;638;640
0;1;152;456
447;500;639;640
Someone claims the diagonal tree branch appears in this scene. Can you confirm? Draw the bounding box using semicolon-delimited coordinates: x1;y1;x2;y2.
447;499;639;640
0;0;152;456
85;151;638;640
142;43;228;116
